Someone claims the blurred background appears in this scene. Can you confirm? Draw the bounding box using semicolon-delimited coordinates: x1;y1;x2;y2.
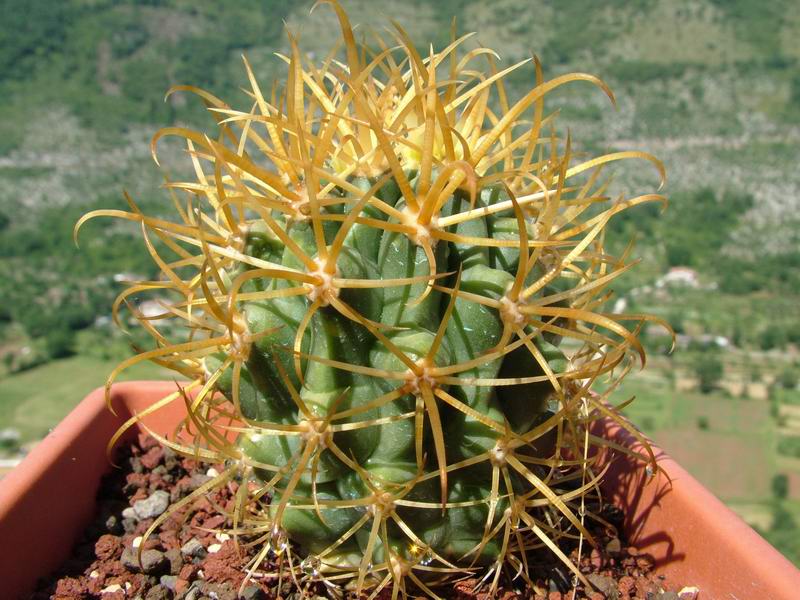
0;0;798;563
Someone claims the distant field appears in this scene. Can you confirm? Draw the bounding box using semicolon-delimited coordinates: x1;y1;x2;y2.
617;373;777;500
0;356;174;443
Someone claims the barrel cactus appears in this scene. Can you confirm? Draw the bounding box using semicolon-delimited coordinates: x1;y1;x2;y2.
78;1;667;596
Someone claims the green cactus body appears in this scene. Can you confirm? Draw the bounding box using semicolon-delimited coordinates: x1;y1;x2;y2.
217;172;559;567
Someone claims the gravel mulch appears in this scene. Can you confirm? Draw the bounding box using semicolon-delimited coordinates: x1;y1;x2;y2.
32;434;697;600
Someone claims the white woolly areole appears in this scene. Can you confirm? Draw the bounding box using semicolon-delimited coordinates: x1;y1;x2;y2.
299;418;331;448
227;314;251;361
370;491;396;516
226;221;250;249
498;295;527;327
489;441;508;467
401;207;439;247
304;257;339;306
287;186;311;222
405;359;438;395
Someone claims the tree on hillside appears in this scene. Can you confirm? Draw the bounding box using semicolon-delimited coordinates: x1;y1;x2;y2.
693;352;723;394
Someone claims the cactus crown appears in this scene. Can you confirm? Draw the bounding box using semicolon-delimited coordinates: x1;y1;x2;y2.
78;1;669;596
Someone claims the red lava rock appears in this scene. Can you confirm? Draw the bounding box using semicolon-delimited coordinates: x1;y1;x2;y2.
193;496;213;512
84;576;105;596
159;529;181;550
202;540;248;585
203;514;228;530
137;432;160;451
54;576;86;598
174;475;193;489
125;471;149;491
179;563;197;582
95;534;122;561
130;487;149;502
140;446;165;469
589;548;603;569
93;559;126;581
618;575;636;598
175;578;189;594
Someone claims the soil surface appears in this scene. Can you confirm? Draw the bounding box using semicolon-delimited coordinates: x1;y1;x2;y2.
33;434;695;600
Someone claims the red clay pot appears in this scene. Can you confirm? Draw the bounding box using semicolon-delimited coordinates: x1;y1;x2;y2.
1;381;798;599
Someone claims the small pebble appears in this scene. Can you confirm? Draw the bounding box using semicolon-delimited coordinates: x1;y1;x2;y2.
132;536;143;549
207;543;222;554
121;507;137;520
189;473;211;490
206;467;219;477
132;490;171;520
121;547;168;574
165;548;182;575
241;586;266;600
101;584;123;594
144;586;171;600
181;538;206;558
121;518;137;534
104;514;119;532
587;573;617;598
589;548;603;569
183;582;203;600
160;574;178;591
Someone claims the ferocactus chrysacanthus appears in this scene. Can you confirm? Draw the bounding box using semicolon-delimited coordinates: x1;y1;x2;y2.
79;1;668;596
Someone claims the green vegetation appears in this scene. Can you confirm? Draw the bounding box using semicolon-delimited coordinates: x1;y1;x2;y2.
0;197;170;376
693;350;724;394
778;437;800;459
0;356;168;446
760;503;800;565
759;472;800;565
0;0;293;148
778;367;799;390
609;187;800;294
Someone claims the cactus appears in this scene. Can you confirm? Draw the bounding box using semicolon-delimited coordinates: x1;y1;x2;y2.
78;1;669;596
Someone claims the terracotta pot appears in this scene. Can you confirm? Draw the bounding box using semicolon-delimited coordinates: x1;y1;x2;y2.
1;381;798;599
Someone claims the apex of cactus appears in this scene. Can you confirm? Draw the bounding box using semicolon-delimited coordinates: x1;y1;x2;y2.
78;1;670;595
